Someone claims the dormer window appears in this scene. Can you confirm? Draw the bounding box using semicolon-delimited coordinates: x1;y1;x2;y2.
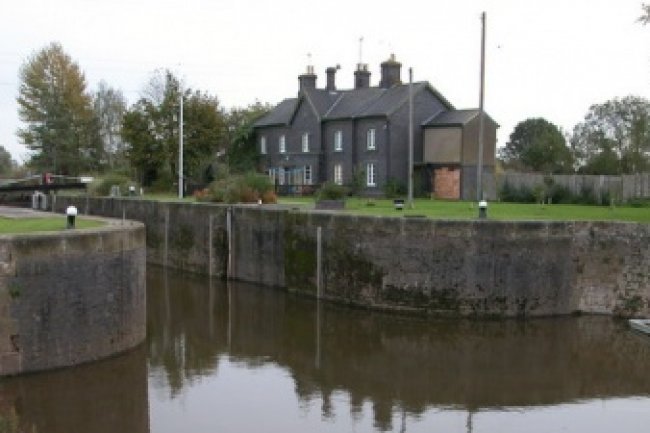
279;135;286;153
334;130;343;152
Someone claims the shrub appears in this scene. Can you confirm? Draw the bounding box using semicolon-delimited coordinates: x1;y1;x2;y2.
350;168;366;196
500;178;613;206
499;181;535;203
193;188;211;202
548;183;573;204
88;173;136;197
261;190;278;204
149;170;174;192
316;182;347;201
627;198;650;208
383;177;406;198
204;172;276;204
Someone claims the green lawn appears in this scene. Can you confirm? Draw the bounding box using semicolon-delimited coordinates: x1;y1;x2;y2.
279;197;650;223
0;216;105;234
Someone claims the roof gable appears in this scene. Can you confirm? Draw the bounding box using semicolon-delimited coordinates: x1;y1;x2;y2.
423;109;498;128
253;98;299;127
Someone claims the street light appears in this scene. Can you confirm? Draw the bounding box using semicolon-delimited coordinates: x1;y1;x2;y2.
178;83;184;199
476;11;486;203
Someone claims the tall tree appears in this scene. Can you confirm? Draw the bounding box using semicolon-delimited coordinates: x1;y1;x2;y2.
122;70;226;188
94;81;127;170
225;102;272;173
571;96;650;174
499;118;573;173
16;42;101;175
0;145;15;176
639;3;650;24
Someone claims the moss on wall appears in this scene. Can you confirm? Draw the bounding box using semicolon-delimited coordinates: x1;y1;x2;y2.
283;214;317;294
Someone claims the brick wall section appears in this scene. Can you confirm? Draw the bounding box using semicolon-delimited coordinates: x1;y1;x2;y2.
0;221;146;376
434;167;460;199
54;197;650;318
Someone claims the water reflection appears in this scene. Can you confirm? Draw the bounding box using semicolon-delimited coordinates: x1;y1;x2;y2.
2;267;648;433
0;345;148;433
147;266;650;432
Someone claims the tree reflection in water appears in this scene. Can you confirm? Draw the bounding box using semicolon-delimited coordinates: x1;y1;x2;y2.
147;266;650;432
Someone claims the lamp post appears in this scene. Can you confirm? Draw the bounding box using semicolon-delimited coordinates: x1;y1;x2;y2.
407;67;414;209
178;83;184;199
476;11;486;203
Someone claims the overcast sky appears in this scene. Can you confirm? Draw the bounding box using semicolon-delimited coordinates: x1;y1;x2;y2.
1;0;648;163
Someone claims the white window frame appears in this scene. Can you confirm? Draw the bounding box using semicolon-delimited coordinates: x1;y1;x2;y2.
366;163;376;187
334;164;343;185
367;128;376;150
334;130;343;152
268;168;276;184
278;167;285;185
304;165;312;185
302;133;309;153
279;135;286;154
260;136;267;154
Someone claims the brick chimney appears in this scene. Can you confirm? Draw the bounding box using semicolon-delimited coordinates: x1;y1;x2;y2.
379;54;402;89
326;66;339;91
298;65;317;94
354;63;371;89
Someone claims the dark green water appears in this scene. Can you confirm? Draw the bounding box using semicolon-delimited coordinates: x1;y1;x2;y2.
1;266;650;432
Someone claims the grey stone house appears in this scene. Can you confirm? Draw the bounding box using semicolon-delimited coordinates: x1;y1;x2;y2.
253;55;497;199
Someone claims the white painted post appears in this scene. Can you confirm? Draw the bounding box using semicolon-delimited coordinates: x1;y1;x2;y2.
316;226;322;299
164;208;170;267
208;214;213;278
227;207;233;279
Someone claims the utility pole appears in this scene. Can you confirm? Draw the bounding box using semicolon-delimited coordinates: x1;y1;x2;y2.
178;83;184;199
407;67;414;209
476;11;486;202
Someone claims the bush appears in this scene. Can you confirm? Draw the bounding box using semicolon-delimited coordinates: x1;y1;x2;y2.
383;177;406;198
500;178;612;205
88;173;136;197
193;188;211;202
499;181;536;203
204;172;276;204
547;183;573;204
350;168;366;196
316;182;347;201
627;198;650;208
149;170;174;193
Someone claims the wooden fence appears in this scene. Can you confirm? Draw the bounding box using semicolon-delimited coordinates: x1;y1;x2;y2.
497;173;650;202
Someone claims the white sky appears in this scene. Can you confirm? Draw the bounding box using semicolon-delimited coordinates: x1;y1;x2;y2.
1;0;648;163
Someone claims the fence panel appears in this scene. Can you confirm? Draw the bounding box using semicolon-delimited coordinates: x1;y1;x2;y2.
498;173;650;202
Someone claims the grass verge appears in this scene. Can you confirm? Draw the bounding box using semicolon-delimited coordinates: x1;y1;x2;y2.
0;216;105;233
279;197;650;223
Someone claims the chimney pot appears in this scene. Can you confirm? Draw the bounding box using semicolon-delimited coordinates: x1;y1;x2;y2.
298;66;317;94
380;54;402;89
326;66;337;91
354;63;371;89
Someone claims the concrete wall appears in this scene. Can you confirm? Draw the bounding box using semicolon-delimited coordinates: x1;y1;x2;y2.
53;197;650;318
0;219;146;376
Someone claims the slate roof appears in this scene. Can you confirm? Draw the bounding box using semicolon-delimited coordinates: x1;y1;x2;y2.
423;109;498;127
253;98;299;127
253;82;455;127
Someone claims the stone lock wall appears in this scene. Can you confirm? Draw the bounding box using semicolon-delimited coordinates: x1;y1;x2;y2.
0;221;146;376
53;197;650;318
